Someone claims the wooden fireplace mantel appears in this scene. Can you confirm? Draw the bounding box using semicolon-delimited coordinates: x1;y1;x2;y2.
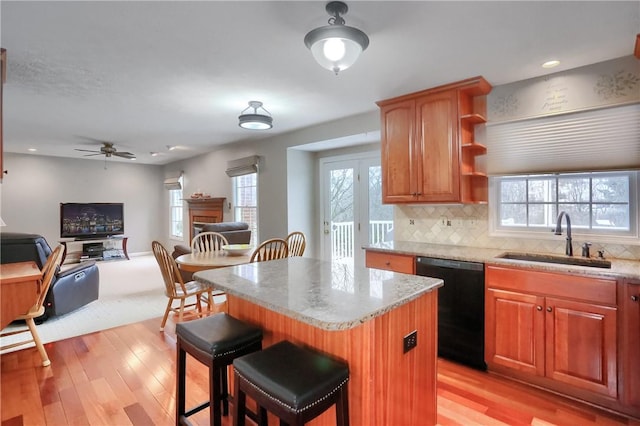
184;197;226;241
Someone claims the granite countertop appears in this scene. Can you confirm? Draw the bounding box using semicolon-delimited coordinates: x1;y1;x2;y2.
366;241;640;280
194;257;443;331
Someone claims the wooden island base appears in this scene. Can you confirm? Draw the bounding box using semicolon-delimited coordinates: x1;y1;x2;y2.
226;290;438;426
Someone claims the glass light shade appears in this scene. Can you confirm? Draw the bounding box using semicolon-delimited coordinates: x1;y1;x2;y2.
238;114;273;130
238;101;273;130
304;24;369;74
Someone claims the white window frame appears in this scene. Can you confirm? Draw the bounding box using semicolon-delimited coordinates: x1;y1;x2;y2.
233;172;258;245
489;170;639;244
169;176;184;240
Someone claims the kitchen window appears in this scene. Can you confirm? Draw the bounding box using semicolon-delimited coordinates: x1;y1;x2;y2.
233;172;258;245
490;171;638;239
169;176;184;239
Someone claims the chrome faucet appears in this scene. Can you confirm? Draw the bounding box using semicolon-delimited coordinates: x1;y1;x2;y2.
554;211;573;256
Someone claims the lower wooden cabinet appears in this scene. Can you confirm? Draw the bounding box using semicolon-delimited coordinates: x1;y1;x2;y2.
365;250;415;274
486;265;619;402
621;279;640;416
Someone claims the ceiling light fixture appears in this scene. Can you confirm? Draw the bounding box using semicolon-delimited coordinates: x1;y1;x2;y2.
542;60;560;68
304;1;369;75
238;101;273;130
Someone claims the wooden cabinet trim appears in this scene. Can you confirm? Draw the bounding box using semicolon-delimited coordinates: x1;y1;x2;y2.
485;265;616;306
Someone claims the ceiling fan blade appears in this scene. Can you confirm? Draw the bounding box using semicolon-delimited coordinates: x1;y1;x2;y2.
83;153;104;157
114;152;136;159
75;148;100;153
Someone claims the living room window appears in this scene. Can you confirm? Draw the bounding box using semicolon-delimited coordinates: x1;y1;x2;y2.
169;176;184;239
233;173;258;245
490;171;638;240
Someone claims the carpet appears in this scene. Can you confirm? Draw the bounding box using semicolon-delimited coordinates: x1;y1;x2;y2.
1;254;170;352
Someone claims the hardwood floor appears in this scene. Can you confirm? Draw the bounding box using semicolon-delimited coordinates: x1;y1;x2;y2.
1;316;638;426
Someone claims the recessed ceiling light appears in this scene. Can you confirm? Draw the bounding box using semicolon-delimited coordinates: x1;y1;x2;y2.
167;145;177;151
130;157;136;161
542;60;560;68
27;148;37;152
150;152;159;157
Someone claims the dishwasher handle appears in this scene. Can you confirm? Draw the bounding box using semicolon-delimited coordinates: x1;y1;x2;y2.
416;256;484;272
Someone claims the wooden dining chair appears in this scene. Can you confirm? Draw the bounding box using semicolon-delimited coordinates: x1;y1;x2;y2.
250;238;289;263
0;244;65;367
152;241;217;331
191;231;229;253
286;231;306;257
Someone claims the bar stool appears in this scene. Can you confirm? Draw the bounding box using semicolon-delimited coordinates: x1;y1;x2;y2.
233;340;350;426
176;313;263;426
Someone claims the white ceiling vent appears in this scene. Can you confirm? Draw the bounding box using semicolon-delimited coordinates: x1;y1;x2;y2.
226;155;259;177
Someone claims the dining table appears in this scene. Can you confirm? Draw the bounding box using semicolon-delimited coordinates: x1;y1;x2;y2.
0;261;42;330
175;250;252;273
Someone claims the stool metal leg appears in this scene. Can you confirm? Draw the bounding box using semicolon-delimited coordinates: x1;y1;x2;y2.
233;371;246;426
176;343;187;426
212;363;222;426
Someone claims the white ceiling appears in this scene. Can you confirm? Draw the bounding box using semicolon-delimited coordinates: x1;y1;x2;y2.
2;1;638;165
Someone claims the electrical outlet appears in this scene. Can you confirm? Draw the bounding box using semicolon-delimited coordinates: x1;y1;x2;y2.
403;330;417;353
409;219;415;225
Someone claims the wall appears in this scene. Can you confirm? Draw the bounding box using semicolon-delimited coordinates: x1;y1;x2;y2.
163;110;380;256
0;153;164;254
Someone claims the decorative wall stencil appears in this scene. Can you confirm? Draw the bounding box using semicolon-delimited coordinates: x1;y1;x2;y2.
488;55;640;123
489;93;519;119
594;70;639;100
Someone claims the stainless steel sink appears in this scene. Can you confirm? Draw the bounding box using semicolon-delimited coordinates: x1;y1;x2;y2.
496;252;612;269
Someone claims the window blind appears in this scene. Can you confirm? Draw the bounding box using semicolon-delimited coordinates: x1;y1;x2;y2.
226;155;259;177
485;103;640;175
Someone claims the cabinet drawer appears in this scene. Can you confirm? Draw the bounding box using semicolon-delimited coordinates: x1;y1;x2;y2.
486;265;616;305
366;251;415;274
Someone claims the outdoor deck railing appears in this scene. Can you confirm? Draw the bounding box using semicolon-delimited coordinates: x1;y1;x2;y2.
331;220;393;260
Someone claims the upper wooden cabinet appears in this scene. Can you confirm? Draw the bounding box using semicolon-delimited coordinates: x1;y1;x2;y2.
377;76;491;204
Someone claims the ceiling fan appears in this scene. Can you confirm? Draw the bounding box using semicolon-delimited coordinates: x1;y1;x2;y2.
75;142;136;160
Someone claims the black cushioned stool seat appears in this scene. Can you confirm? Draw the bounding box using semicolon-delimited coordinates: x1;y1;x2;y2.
233;340;349;426
176;313;263;426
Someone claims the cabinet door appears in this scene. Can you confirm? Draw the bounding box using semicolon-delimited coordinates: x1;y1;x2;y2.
545;297;617;398
621;280;640;411
415;90;459;202
485;288;545;376
380;99;417;203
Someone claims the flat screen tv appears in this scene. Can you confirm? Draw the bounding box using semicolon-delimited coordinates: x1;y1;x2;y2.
60;202;124;239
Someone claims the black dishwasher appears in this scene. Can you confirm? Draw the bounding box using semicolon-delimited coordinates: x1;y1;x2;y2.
416;257;486;370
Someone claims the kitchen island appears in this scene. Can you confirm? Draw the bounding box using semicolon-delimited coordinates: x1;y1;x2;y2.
194;257;443;426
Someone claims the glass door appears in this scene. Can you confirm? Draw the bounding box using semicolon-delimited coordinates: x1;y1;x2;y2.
320;154;393;267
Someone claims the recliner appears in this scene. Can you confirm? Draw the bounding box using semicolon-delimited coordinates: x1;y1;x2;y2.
0;232;100;320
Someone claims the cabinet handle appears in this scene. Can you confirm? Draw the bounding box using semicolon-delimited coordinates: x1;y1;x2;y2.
632;295;639;302
536;306;543;311
385;261;391;266
546;306;553;312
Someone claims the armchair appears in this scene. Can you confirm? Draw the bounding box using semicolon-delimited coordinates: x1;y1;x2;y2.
0;232;100;320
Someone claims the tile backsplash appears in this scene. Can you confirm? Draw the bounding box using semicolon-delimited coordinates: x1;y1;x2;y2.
394;205;639;261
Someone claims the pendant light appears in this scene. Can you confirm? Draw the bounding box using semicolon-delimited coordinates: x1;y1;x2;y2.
238;101;273;130
304;1;369;75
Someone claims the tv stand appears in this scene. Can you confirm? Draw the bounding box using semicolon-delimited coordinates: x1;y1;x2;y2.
60;236;129;264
